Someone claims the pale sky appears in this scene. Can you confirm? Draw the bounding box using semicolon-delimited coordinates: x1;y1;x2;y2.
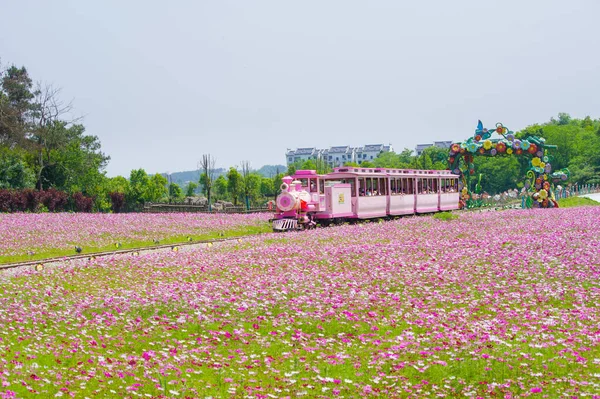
2;0;599;177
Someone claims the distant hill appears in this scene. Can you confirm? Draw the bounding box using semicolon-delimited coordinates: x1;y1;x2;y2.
256;164;286;177
161;164;286;187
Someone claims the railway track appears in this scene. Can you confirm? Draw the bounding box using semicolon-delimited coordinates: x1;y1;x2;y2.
0;236;248;272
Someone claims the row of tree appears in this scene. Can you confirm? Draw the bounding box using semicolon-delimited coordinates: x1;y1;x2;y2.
2;62;598;210
0;62;288;211
470;114;600;194
285;114;600;196
0;63;109;206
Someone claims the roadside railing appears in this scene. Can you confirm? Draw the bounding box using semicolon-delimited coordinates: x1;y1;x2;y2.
142;203;273;214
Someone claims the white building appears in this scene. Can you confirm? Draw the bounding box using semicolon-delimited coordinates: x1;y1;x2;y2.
415;141;452;155
285;147;318;165
286;144;393;167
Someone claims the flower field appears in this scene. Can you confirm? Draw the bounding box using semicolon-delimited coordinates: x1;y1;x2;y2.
1;208;600;398
0;213;271;264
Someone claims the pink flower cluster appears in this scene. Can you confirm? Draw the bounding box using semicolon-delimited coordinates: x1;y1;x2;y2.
1;207;599;397
0;212;270;257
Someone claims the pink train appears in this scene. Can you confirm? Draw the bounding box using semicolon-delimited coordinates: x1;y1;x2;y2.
272;167;460;231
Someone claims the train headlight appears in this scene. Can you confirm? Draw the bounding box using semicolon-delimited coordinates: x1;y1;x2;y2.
277;192;297;212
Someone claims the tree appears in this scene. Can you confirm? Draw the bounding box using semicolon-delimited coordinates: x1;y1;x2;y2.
226;167;242;206
213;175;228;201
28;84;79;190
241;160;253;210
372;151;400;168
260;176;275;200
199;154;216;211
127;168;150;209
168;182;183;201
147;173;168;202
105;175;129;194
301;159;317;170
473;156;521;194
185;181;198;197
397;148;414;165
360;161;375;168
53;124;109;195
0;147;34;188
0;64;35;148
271;168;284;201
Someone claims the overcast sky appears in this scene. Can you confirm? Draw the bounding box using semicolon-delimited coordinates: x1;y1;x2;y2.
2;0;599;176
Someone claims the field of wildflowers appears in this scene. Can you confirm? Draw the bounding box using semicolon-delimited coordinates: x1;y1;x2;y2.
0;213;271;264
1;207;599;398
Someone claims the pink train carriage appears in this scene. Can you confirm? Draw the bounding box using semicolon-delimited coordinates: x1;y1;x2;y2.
272;167;460;231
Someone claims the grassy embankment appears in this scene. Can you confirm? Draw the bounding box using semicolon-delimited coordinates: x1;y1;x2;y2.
0;224;271;265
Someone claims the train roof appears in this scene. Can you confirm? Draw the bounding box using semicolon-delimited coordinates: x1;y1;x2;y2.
330;167;458;177
291;168;459;179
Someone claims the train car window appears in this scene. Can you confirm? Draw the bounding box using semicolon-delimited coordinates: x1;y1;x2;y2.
359;178;366;196
309;178;318;193
349;178;357;197
366;178;373;196
417;179;423;194
432;179;438;194
298;178;308;188
453;178;458;191
380;178;387;195
319;179;325;194
390;179;397;195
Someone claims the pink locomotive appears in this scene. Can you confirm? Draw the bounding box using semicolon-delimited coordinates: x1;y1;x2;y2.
272;167;460;231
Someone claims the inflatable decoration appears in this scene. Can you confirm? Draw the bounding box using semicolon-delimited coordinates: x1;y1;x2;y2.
448;120;570;209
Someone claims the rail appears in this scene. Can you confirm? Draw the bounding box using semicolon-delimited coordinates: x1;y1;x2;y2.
142;203;273;213
0;236;250;272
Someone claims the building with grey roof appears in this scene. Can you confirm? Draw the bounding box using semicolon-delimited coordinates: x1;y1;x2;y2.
415;141;452;155
286;144;393;167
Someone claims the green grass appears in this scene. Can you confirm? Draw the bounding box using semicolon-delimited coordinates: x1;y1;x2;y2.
557;196;600;208
432;211;460;221
0;223;271;265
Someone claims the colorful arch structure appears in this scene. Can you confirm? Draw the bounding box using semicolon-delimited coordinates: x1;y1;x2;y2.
448;121;570;209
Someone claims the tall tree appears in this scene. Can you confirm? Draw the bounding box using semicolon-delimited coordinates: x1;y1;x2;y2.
0;147;35;188
226;166;242;206
213;175;228;201
168;182;183;201
241;161;252;210
127;168;150;209
0;65;35;147
185;181;198;197
199;154;216;211
28;84;80;190
147;174;168;202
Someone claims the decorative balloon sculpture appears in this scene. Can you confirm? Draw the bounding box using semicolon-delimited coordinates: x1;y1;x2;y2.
448;120;570;209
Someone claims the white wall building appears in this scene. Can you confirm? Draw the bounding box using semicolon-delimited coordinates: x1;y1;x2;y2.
286;144;393;167
415;141;452;155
